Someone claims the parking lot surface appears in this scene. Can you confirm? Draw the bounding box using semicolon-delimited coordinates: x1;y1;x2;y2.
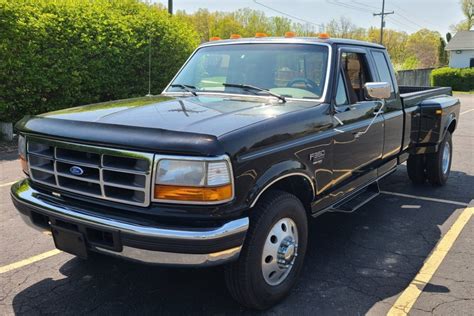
1;94;473;315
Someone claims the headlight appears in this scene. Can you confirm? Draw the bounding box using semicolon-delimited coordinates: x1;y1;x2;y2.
153;156;233;204
18;134;28;174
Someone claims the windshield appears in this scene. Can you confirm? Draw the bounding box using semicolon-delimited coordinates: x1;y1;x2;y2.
167;43;329;100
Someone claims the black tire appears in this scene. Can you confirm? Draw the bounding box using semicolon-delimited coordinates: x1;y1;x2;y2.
225;190;308;310
407;154;426;184
426;131;453;186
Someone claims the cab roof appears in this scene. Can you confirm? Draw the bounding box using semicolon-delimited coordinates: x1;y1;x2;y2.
200;36;385;49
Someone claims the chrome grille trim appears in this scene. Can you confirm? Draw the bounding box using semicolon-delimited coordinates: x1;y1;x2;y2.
26;136;154;207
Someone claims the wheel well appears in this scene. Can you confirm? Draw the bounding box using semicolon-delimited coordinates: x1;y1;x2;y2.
258;175;314;213
447;119;456;134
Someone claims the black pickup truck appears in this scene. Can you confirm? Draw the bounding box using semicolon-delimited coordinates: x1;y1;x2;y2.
11;36;460;309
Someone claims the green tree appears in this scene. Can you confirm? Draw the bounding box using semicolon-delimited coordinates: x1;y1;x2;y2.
367;27;409;68
402;56;420;70
438;37;448;66
406;29;441;68
234;8;271;36
175;8;315;40
450;0;474;32
324;17;366;39
175;9;214;43
0;0;199;122
268;16;293;36
446;32;452;42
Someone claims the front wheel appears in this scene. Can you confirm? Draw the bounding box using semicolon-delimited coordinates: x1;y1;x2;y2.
426;131;453;186
225;190;308;310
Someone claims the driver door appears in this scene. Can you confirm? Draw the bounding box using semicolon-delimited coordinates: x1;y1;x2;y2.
331;48;385;187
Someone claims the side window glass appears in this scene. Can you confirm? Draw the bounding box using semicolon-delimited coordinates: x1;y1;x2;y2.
340;52;372;103
372;51;394;93
335;71;348;106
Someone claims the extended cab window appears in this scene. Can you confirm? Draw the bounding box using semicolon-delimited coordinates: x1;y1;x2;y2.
168;44;329;100
335;70;349;106
339;52;372;104
372;51;394;93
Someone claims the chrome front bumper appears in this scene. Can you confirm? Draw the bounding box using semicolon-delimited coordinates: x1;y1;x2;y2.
11;179;249;266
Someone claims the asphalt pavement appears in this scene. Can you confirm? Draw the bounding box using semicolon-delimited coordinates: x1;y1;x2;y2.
0;94;473;315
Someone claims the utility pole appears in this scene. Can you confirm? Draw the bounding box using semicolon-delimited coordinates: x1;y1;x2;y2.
373;0;394;45
168;0;173;15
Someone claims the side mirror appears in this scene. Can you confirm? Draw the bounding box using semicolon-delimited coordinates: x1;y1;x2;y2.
364;82;391;100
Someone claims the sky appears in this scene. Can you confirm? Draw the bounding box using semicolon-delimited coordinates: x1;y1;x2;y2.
153;0;466;36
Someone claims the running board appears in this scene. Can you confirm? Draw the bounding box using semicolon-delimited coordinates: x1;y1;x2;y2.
329;182;380;213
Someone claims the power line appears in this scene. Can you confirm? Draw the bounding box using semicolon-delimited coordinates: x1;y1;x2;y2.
326;0;369;13
253;0;323;28
373;0;394;44
389;2;439;29
351;0;380;10
386;16;418;32
329;0;435;35
394;13;423;29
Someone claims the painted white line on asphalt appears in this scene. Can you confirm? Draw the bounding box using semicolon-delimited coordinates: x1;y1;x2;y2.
380;191;469;207
460;108;474;115
387;200;474;315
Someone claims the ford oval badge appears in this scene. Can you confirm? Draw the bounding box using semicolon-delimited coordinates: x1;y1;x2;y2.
69;166;84;176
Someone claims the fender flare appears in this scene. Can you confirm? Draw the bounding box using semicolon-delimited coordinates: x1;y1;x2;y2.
442;113;456;139
247;160;316;208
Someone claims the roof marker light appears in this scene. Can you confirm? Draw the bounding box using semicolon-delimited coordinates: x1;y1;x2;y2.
318;33;330;39
230;34;241;39
255;32;268;38
284;31;296;38
210;36;221;41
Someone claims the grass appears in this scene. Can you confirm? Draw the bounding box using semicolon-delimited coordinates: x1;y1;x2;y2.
453;91;474;95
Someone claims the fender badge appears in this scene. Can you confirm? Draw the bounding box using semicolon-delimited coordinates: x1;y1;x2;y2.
309;150;325;165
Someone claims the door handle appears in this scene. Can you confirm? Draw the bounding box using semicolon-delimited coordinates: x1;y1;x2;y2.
354;101;386;139
373;109;384;115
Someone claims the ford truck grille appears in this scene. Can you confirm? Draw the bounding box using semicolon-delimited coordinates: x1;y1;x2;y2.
26;136;154;207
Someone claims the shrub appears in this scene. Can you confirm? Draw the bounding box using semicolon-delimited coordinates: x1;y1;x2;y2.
431;67;474;91
0;0;199;123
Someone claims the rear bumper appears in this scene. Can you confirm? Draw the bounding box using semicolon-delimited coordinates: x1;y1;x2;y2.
11;179;249;266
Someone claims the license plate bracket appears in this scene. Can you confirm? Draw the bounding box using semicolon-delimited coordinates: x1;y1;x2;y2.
51;225;88;259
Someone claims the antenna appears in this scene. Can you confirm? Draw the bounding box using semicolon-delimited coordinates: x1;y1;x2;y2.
146;34;152;97
146;0;152;97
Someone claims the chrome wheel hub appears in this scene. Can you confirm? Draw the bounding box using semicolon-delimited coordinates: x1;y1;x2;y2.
442;142;451;175
261;218;298;286
277;237;296;268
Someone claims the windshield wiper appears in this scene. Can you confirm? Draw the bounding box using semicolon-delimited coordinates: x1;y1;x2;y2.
170;84;198;96
222;83;286;103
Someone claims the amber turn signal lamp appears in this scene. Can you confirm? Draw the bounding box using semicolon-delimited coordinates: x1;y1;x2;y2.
284;31;296;38
318;33;330;39
209;36;221;41
255;32;268;38
154;184;233;202
230;34;241;39
20;155;28;174
435;109;443;115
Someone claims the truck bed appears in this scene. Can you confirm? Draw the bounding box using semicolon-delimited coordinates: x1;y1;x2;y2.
399;85;459;154
399;86;452;107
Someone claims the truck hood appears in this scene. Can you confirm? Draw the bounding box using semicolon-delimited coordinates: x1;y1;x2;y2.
16;95;320;155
